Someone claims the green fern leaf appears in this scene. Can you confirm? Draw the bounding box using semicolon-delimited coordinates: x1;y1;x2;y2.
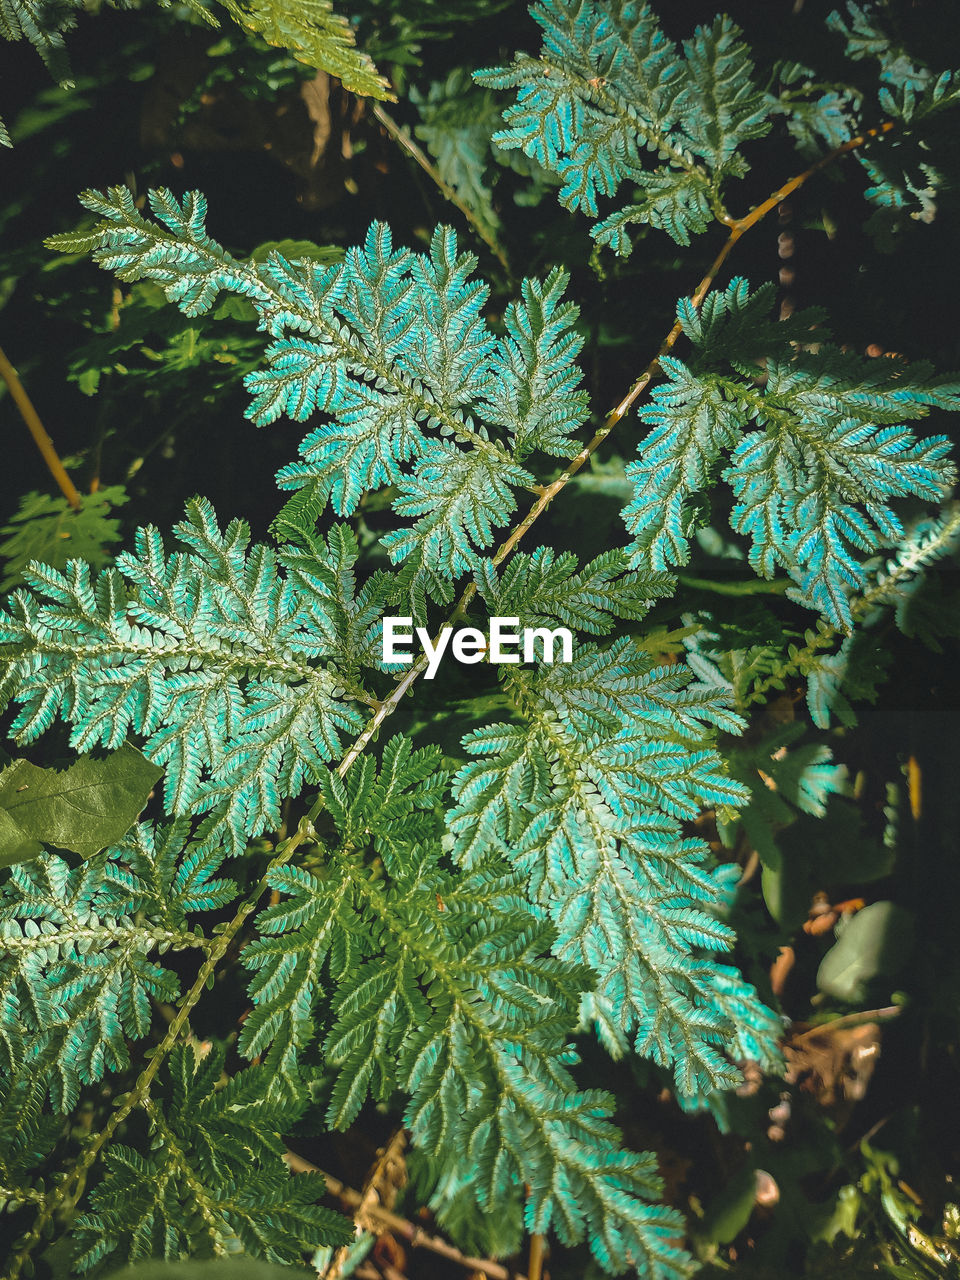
622;280;958;629
241;738;695;1279
71;1044;352;1270
478;0;774;250
214;0;393;99
0;831;219;1109
0;499;365;853
474;547;673;634
0;486;127;594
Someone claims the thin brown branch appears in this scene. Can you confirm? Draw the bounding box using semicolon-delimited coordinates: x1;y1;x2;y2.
789;1007;902;1040
0;344;81;509
372;103;512;276
526;1233;545;1280
324;1128;407;1280
380;1266;408;1280
285;1150;525;1280
724;120;896;236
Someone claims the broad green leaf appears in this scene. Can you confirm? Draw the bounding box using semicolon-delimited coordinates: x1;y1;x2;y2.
695;1165;757;1248
103;1258;314;1280
0;745;161;858
816;901;915;1003
0;807;43;868
249;240;343;265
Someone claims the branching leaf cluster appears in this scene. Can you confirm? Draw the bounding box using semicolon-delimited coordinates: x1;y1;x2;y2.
1;2;959;1278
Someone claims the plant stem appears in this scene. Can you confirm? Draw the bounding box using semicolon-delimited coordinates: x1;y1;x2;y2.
676;574;792;596
0;345;81;509
285;1150;525;1280
3;828;308;1280
790;1006;902;1039
372;103;512;276
324;1128;406;1280
527;1232;545;1280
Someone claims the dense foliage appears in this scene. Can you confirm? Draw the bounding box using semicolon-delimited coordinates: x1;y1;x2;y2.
1;1;959;1278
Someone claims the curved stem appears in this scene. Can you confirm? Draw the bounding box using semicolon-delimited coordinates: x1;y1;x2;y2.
372;103;512;277
527;1232;545;1280
728;121;895;237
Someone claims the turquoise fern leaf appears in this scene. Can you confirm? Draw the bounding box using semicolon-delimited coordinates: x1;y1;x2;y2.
47;192;590;595
677;16;772;173
622;280;958;629
448;635;782;1095
0;499;365;853
278;523;396;678
382;444;532;577
477;0;774;250
821;3;960;239
479;267;590;459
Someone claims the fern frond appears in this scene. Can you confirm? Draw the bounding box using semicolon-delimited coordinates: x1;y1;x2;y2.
410;69;505;235
213;0;393;100
382;444;532;577
0;0;76;84
279;523;397;679
678;16;772;173
448;637;782;1095
474;546;673;634
49;194;590;596
0;832;220;1109
0;487;127;594
477;0;774;250
0;499;366;852
479;266;590;459
0;1067;63;1193
241;738;695;1279
623;280;958;629
1;0;390;151
822;3;960;238
71;1044;352;1270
